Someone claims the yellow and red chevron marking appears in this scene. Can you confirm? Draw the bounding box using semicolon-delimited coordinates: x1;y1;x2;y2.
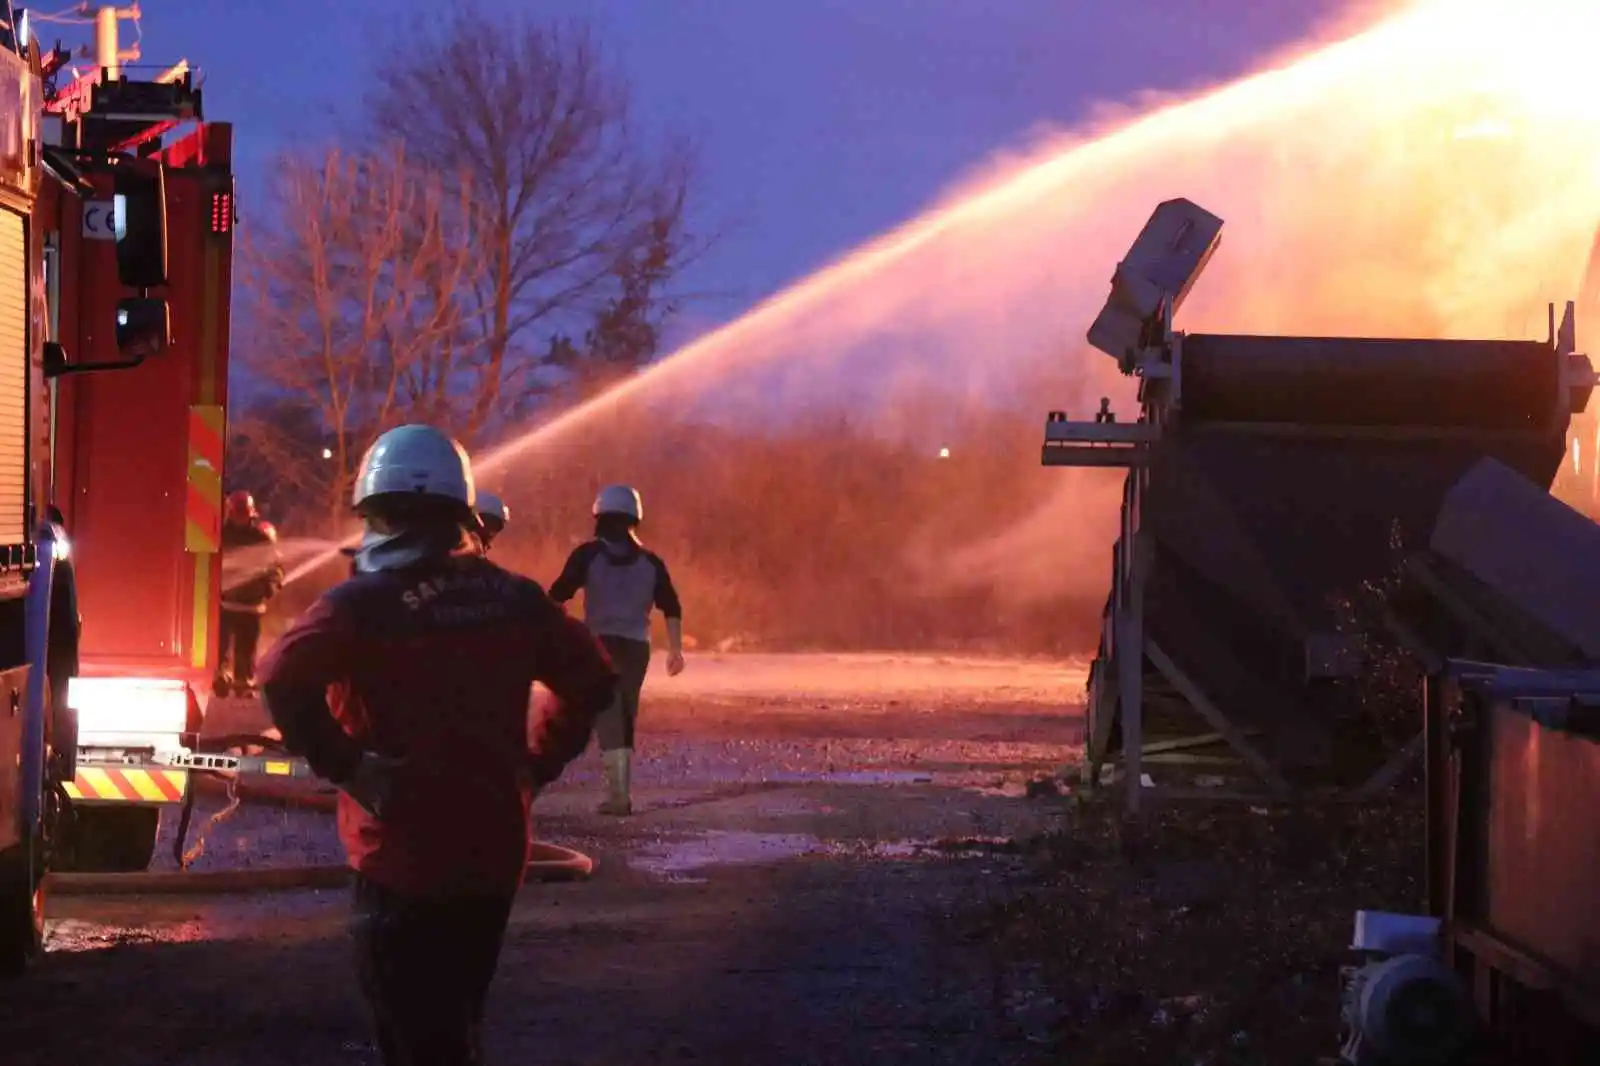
62;767;188;803
185;404;226;554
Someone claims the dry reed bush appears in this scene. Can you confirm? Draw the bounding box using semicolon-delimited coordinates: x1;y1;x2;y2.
482;383;1113;653
251;373;1117;654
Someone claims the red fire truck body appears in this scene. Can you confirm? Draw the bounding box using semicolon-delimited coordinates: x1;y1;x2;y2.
29;60;233;870
43;115;235;871
0;16;186;972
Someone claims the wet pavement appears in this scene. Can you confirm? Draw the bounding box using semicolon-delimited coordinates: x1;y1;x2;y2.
8;654;1082;1065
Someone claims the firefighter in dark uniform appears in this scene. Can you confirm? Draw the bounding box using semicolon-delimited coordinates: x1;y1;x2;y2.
257;424;617;1066
216;489;284;696
549;484;685;816
473;491;509;554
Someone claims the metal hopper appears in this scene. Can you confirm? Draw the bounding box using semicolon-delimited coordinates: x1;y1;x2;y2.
1047;199;1600;811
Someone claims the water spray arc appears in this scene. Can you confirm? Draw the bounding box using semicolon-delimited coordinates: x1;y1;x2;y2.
278;0;1600;621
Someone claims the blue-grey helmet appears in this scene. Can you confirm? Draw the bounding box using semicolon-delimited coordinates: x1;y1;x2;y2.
352;424;475;511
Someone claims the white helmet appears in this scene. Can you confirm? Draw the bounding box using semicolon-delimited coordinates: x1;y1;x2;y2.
352;424;475;510
593;484;642;522
475;490;510;531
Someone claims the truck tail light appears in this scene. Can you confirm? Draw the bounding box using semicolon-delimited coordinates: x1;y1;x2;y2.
210;191;233;234
69;677;191;745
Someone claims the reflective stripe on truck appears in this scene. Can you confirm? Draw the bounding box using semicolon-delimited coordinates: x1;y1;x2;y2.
62;766;187;803
63;749;312;805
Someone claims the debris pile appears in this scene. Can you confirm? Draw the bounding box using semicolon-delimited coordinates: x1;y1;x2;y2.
964;796;1423;1064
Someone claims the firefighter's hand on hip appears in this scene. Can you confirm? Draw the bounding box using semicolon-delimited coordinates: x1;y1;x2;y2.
342;752;407;818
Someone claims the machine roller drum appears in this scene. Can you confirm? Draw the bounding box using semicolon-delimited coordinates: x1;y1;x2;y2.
1180;335;1559;429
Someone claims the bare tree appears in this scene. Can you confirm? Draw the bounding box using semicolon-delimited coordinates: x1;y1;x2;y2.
236;144;487;528
364;9;701;438
543;193;689;404
227;395;334;528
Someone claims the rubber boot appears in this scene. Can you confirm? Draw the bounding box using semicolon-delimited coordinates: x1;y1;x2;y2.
597;748;632;816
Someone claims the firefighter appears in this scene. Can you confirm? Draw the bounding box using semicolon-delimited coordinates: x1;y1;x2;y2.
548;484;685;816
256;424;617;1066
216;489;284;696
474;490;509;553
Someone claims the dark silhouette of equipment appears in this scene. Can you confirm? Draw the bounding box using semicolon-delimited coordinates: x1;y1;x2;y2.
1043;198;1600;810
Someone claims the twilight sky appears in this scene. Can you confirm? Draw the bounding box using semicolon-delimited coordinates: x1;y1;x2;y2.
106;0;1343;340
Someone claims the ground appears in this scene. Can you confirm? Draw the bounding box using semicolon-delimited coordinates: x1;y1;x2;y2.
4;654;1091;1066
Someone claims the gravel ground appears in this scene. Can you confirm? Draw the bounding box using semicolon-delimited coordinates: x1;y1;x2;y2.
5;654;1085;1066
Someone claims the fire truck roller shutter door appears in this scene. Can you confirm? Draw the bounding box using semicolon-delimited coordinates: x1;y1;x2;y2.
0;208;24;545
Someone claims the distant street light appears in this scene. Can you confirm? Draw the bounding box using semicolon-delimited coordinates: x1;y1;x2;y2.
938;446;951;459
321;447;334;460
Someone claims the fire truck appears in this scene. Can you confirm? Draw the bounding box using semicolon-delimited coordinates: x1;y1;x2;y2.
42;45;235;879
0;8;236;974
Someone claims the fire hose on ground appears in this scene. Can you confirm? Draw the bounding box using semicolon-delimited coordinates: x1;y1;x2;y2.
49;734;595;896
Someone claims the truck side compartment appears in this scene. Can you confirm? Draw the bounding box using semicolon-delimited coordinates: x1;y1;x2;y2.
41;73;234;873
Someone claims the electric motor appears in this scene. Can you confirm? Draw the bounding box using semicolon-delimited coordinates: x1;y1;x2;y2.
1339;953;1473;1066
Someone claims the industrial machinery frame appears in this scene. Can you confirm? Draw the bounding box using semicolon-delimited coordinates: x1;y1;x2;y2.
1048;199;1599;812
